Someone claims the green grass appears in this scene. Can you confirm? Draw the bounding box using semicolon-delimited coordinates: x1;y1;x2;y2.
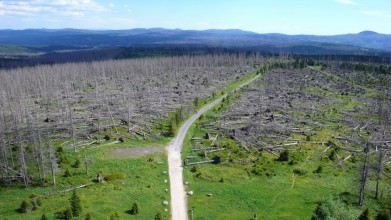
182;128;374;219
0;138;171;219
183;133;387;219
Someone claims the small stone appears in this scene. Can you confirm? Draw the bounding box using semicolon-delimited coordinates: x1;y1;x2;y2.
163;200;169;205
187;191;193;196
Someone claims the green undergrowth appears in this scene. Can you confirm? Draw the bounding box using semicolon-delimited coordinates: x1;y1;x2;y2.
0;137;171;219
182;123;386;220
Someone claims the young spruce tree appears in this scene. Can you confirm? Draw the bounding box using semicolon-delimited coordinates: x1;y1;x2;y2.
70;190;82;217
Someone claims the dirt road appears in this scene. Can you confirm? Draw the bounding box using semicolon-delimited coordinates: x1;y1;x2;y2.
168;73;262;220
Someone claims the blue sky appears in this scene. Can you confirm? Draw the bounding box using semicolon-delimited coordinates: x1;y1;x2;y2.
0;0;390;34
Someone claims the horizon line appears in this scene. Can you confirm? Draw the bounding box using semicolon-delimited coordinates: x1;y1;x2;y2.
0;28;385;36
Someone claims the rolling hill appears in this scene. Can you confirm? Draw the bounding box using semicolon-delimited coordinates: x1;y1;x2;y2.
0;28;390;53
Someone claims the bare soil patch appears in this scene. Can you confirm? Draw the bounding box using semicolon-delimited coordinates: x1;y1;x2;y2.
105;146;165;159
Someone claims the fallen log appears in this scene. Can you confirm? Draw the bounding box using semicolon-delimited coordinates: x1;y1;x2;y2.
185;160;214;166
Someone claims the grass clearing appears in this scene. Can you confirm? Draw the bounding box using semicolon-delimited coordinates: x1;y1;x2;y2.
105;146;165;159
0;137;171;219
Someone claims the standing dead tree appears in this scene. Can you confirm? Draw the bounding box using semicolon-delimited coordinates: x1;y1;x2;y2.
0;54;266;186
358;143;370;206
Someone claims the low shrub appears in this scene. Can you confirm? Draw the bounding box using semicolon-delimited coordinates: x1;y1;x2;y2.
293;168;307;176
73;158;81;168
64;169;72;177
277;150;289;161
313;166;323;174
19;200;31;213
104;173;125;182
190;166;198;173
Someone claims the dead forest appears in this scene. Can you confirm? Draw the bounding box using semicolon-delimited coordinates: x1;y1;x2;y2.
216;66;390;149
191;61;391;206
0;54;263;186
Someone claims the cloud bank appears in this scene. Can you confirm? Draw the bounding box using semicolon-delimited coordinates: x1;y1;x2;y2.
0;0;107;17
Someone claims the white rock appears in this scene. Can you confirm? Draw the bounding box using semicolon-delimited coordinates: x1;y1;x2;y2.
187;191;193;196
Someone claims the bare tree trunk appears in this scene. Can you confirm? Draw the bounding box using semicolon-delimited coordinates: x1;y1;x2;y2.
359;145;369;206
37;130;46;181
68;103;76;152
27;112;43;182
6;133;15;170
2;111;15;170
375;148;384;199
13;101;29;188
106;102;118;135
84;147;88;176
0;131;11;185
47;129;56;186
31;132;42;181
97;114;102;142
17;126;28;188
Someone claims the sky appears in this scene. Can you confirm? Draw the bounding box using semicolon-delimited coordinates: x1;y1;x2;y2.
0;0;390;35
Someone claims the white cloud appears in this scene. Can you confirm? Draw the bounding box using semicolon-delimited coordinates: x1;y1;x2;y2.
43;0;106;11
335;0;356;5
109;3;115;8
362;10;391;18
0;1;3;15
0;0;107;17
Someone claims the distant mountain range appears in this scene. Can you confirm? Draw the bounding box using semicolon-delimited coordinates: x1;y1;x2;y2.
0;28;391;54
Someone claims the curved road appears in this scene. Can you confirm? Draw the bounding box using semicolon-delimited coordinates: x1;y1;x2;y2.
168;73;263;220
